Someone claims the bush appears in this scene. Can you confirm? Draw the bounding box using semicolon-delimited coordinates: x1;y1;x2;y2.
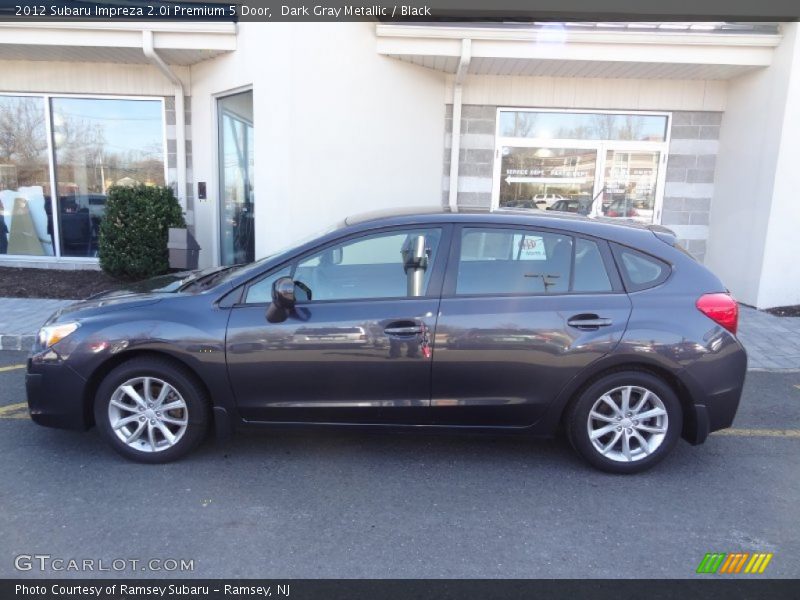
99;184;185;279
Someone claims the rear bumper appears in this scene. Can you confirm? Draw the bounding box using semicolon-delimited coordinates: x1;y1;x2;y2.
680;337;747;445
26;357;91;431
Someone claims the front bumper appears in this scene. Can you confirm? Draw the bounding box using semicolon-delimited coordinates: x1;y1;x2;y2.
26;356;91;431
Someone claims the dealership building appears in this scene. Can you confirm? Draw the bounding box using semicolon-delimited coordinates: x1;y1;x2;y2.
0;20;797;309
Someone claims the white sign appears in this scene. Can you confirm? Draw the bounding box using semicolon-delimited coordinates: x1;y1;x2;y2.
515;234;547;261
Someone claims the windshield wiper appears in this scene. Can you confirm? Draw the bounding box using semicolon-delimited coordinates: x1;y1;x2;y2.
181;265;240;292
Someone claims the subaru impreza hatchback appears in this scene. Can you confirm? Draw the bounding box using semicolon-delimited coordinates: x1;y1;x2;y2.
26;209;746;473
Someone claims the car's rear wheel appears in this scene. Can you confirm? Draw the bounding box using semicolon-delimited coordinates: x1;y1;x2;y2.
94;357;209;463
566;371;682;474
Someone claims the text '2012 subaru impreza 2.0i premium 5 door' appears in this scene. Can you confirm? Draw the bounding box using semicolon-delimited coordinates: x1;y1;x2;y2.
27;209;747;473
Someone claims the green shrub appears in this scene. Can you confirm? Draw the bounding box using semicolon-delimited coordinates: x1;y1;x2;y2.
99;184;185;279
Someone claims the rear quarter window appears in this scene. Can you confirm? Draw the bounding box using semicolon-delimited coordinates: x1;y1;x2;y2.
612;245;671;292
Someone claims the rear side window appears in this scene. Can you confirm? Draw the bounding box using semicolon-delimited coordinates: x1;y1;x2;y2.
573;238;612;292
456;228;573;295
614;246;670;291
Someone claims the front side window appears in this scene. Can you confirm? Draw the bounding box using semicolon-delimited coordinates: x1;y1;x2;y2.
0;95;53;256
51;97;165;257
293;228;442;302
457;228;573;295
244;266;292;304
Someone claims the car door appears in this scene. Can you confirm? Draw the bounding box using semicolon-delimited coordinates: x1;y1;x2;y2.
431;225;631;427
225;225;450;424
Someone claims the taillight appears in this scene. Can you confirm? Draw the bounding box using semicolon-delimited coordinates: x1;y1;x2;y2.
607;210;619;217
696;293;738;335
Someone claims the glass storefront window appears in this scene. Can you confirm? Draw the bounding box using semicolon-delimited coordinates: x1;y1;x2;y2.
499;111;667;142
0;95;54;256
218;91;255;266
50;97;165;257
499;146;597;212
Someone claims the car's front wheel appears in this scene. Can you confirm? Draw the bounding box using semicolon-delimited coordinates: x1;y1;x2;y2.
94;357;209;463
566;371;682;474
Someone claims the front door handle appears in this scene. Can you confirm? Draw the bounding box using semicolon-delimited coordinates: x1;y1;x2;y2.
567;314;613;330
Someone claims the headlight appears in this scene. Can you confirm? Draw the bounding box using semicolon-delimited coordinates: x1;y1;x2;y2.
38;322;80;348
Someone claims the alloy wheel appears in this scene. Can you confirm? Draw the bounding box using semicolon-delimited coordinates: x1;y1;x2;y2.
586;385;668;463
108;377;189;453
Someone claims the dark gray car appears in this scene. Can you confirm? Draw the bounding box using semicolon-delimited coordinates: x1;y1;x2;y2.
26;208;746;473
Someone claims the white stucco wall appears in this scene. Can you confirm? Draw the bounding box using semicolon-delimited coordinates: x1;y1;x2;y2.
706;23;799;308
190;22;447;267
755;24;800;309
447;74;727;112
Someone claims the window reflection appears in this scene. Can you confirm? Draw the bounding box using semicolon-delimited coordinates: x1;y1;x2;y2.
499;147;597;211
499;111;667;142
51;97;165;257
218;91;254;266
601;150;660;223
0;95;54;256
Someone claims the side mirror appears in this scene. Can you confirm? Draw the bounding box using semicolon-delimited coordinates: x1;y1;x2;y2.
266;277;295;323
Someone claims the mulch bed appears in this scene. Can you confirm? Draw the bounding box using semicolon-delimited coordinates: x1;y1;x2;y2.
0;267;127;300
765;305;800;317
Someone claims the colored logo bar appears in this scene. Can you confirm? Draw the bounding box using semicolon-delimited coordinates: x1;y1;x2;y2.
696;552;773;574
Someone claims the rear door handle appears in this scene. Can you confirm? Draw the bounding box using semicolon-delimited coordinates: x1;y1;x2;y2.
567;314;613;330
385;323;423;336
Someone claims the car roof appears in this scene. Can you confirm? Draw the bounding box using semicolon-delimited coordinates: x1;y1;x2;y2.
344;206;671;246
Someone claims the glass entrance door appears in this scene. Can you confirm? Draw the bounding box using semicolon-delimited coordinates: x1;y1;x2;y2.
599;149;662;224
218;90;254;266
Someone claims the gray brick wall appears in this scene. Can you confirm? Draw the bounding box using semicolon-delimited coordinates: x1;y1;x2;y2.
165;96;194;230
443;104;497;209
662;111;722;263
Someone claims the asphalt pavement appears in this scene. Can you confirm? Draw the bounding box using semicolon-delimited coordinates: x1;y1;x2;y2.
0;349;798;579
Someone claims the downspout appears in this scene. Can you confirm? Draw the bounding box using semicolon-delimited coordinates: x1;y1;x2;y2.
448;38;471;212
142;29;188;217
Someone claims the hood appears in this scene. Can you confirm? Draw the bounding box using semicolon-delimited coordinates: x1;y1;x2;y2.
45;266;230;324
49;293;165;323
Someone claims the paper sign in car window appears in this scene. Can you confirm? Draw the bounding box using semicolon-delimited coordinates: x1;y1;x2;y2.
516;234;547;260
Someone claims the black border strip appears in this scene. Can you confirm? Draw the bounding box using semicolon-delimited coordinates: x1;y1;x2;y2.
3;579;800;600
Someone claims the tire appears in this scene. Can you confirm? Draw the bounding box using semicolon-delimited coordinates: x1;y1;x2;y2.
94;356;209;463
566;371;682;474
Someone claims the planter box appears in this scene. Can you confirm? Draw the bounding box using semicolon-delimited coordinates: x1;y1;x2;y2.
167;228;201;270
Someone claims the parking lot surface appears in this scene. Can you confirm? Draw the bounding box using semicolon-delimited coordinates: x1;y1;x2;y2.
0;350;798;579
